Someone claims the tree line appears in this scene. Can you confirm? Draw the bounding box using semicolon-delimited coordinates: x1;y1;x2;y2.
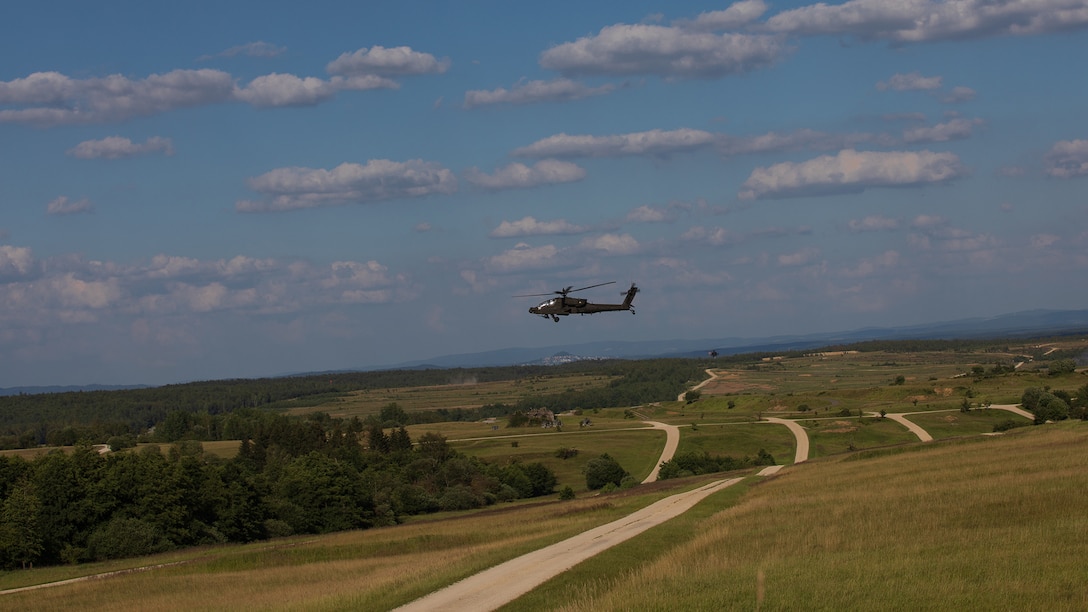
0;411;557;570
0;359;717;449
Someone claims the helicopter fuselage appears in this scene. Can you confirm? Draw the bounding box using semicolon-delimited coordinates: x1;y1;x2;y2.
528;284;638;322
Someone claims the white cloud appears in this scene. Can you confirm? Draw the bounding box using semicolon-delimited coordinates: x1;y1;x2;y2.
0;69;235;126
848;215;900;232
485;244;561;273
0;47;444;124
234;73;339;107
681;226;739;246
876;72;942;91
911;214;946;230
763;0;1088;43
514;128;718;158
717;128;888;156
50;273;122;309
464;160;586;190
739;149;968;200
778;248;820;267
67;136;175;159
677;0;770;31
1044;139;1088;178
490;216;590;238
513;127;889;160
208;41;286;59
46;196;94;215
238;159;458;212
902;118;983;143
1030;233;1061;248
840;250;900;277
579;233;640;255
0;245;35;277
942;86;976;103
0;249;416;332
326;45;450;77
463;78;616;108
907;216;997;253
539;23;787;79
626;205;671;223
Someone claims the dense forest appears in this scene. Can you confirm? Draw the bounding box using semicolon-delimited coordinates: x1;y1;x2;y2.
0;413;558;569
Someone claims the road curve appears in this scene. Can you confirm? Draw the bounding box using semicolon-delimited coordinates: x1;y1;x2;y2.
989;404;1035;420
393;477;743;612
678;369;718;401
883;413;933;442
763;417;809;464
642;421;680;483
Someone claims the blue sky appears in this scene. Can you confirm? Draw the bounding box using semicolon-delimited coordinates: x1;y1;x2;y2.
3;0;1088;387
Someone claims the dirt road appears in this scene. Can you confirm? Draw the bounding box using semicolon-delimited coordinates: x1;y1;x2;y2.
393;477;743;612
642;421;680;483
678;369;718;401
763;417;810;464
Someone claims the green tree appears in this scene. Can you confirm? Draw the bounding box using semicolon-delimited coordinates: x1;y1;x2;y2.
585;454;628;490
1048;359;1077;375
0;480;43;568
389;427;413;452
86;517;171;561
379;403;408;426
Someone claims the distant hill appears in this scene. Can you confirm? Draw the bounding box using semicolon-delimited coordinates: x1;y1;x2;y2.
385;309;1088;369
0;384;149;397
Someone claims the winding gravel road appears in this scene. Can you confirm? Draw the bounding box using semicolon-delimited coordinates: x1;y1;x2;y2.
642;421;680;483
393;477;743;612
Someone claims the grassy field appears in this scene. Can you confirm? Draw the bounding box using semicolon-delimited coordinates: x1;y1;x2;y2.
285;372;617;419
542;422;1088;612
3;340;1086;610
446;426;666;490
0;476;724;610
4;423;1084;610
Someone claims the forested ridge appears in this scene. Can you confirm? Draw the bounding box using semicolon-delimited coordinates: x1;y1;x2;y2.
0;413;559;569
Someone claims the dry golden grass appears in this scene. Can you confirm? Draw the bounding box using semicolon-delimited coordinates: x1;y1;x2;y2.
0;478;709;610
549;422;1088;611
287;373;616;419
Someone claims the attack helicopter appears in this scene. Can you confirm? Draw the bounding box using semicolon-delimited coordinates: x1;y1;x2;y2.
515;281;638;322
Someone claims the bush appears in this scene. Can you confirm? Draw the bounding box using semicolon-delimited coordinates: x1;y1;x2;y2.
584;454;628;490
438;485;481;511
558;485;576;500
86;517;172;561
555;447;579;459
993;419;1028;433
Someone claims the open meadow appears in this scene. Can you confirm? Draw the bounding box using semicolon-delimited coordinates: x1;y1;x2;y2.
3;337;1086;610
3;423;1084;610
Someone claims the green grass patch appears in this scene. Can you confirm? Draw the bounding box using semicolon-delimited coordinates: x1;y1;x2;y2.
908;408;1034;439
675;422;795;466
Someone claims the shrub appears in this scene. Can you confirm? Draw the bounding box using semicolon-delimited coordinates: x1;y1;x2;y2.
438;485;481;511
993;419;1028;433
585;454;628;490
555;447;579;459
558;486;576;500
86;517;172;561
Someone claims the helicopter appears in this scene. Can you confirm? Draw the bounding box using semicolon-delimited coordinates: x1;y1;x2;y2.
515;281;638;322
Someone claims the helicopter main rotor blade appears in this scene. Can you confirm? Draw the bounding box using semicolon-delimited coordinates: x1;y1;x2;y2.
514;281;615;298
568;281;616;293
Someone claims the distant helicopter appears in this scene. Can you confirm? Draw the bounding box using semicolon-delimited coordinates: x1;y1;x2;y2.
515;281;638;322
